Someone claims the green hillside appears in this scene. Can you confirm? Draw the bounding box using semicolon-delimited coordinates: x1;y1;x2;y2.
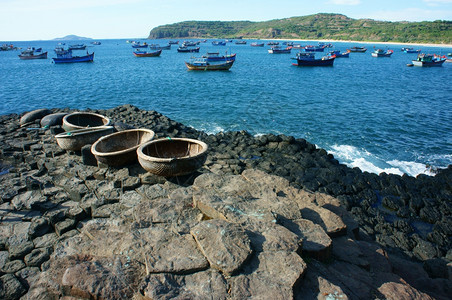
148;13;452;44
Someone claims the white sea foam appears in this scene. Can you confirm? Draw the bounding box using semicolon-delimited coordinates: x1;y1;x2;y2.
328;144;436;177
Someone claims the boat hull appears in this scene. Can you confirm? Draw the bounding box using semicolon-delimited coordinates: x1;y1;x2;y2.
91;129;155;167
53;53;94;63
412;60;445;67
293;57;335;66
185;60;234;70
19;52;48;60
133;49;162;57
137;138;208;177
177;47;200;53
55;126;115;151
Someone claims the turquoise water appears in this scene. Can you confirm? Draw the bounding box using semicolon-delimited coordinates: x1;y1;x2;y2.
1;39;451;176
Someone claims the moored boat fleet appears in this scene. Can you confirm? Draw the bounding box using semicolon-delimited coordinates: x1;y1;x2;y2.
8;39;451;68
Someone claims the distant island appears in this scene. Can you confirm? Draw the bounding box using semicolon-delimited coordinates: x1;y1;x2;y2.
53;35;92;41
148;13;452;44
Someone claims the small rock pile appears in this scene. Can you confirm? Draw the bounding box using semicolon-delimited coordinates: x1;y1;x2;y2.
0;105;450;299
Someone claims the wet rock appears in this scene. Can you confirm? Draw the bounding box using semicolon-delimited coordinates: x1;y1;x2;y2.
11;190;47;211
2;260;26;274
0;273;27;299
81;144;97;166
8;241;34;260
423;258;449;279
54;219;76;236
24;248;52;268
28;217;51;238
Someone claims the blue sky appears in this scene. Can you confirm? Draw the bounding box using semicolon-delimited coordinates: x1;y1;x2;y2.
1;0;451;41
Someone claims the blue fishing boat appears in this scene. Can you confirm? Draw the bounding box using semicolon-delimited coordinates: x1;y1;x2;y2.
212;41;226;46
329;50;349;58
132;42;148;48
371;49;394;57
412;54;445;67
52;49;94;63
292;52;335;67
304;45;325;52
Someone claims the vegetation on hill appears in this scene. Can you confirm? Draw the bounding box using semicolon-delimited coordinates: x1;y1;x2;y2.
148;13;452;44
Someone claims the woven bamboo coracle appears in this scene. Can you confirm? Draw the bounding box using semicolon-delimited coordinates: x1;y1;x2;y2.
137;138;208;177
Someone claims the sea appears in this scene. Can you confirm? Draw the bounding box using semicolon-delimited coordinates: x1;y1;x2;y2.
1;39;451;177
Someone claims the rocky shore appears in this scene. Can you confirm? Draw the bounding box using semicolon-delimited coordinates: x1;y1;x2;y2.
0;104;450;299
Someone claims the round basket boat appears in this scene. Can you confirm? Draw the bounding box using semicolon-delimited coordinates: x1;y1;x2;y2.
91;129;155;167
62;112;111;132
55;126;115;151
137;138;208;177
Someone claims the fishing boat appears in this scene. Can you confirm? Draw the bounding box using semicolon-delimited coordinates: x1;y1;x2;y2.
91;41;101;45
91;129;155;167
328;50;349;58
212;41;226;46
149;44;171;50
292;52;335;67
137;138;208;177
412;54;446;67
202;52;236;62
131;42;148;48
1;44;17;51
169;40;179;44
177;46;200;53
304;45;325;52
371;49;394;57
348;46;367;53
182;41;198;47
18;49;48;60
133;49;162;57
52;49;94;63
68;44;86;50
402;47;421;53
250;42;264;47
235;40;247;45
62;112;111;131
268;46;292;54
267;42;279;46
185;57;235;70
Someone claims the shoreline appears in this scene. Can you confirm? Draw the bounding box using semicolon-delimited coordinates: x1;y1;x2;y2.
0;105;451;298
256;38;452;48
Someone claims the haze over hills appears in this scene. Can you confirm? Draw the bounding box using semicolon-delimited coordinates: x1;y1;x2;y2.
148;13;452;44
53;35;92;41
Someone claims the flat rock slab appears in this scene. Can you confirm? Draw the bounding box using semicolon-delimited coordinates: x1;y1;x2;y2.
298;203;347;237
281;218;332;261
139;270;228;300
230;250;307;299
191;219;252;275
